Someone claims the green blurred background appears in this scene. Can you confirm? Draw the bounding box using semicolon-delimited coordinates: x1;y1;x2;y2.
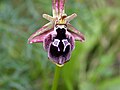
0;0;120;90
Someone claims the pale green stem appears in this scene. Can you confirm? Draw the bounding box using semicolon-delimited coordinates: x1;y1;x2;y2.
51;66;61;90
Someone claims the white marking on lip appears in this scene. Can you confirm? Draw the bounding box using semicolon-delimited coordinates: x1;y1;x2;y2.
52;39;60;47
62;39;70;52
52;39;60;51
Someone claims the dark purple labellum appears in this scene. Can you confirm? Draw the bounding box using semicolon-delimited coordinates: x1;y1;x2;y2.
43;24;75;66
49;26;71;65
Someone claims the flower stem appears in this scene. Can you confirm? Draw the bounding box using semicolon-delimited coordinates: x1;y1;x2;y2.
51;66;61;90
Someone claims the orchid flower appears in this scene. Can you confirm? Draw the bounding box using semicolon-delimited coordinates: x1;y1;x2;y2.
28;0;85;67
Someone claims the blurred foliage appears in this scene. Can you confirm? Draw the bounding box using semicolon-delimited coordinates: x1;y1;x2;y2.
0;0;120;90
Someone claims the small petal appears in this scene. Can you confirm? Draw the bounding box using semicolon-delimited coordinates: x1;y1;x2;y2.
43;14;54;22
28;28;54;44
65;13;77;23
67;23;85;42
28;34;44;44
28;22;53;43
